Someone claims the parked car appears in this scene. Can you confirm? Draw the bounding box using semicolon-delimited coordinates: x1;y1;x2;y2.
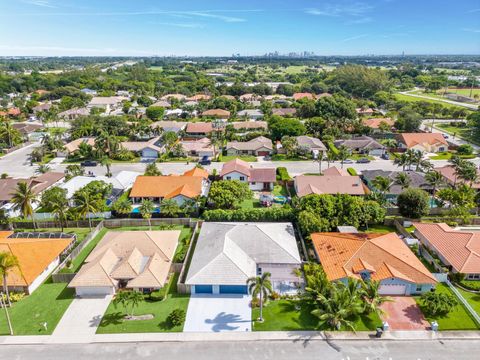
80;160;97;167
442;134;449;139
356;158;371;164
381;153;390;160
198;156;211;165
343;159;354;164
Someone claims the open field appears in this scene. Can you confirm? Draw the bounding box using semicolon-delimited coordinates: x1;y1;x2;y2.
394;93;465;109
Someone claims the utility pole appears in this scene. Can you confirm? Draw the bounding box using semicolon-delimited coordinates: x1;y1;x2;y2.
0;292;13;335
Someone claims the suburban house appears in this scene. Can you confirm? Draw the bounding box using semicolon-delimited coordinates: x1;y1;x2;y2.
151;121;187;134
188;94;211;101
396;133;448;153
0;172;65;216
185;222;302;294
334;136;386;157
294;173;369;197
151;100;171;108
363;118;395;132
0;231;74;294
87;96;127;114
295;136;327;157
201;109;230;119
129;171;209;206
185;122;213;138
361;170;433;202
12;122;43;138
293;92;314;101
32;103;52;113
311;232;437;295
180;138;215;158
231;121;268;132
225;136;273;157
237;109;263;120
435;165;480;190
322;166;349;176
220;158;276;191
356;107;375;116
414;223;480;280
69;230;180;296
160;93;187;101
58;107;90;120
121;137;165;159
272;108;297;117
59;137;96;157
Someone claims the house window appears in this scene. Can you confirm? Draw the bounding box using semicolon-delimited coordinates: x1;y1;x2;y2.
251;182;256;185
257;267;262;275
226;176;231;180
239;176;245;181
416;285;422;292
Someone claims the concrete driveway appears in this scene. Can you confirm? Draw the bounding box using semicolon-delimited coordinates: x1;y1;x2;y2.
184;294;252;332
380;296;430;330
51;295;112;342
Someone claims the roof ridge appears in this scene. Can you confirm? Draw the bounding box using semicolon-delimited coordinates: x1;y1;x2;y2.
223;227;255;278
144;232;171;261
255;224;300;263
4;243;28;287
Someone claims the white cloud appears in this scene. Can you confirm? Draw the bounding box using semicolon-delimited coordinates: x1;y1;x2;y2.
341;34;368;42
22;0;56;8
346;17;373;24
306;2;373;17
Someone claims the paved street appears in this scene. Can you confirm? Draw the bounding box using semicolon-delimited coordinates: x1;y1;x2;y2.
0;339;479;359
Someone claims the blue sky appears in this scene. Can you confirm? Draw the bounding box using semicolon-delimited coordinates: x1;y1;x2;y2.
0;0;479;56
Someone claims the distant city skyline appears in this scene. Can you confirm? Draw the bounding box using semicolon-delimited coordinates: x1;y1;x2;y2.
0;0;479;56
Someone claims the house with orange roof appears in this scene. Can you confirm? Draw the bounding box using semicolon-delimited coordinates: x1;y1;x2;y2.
185;122;214;138
294;173;369;197
201;109;231;119
69;230;180;296
0;231;74;294
293;92;314;101
311;232;436;295
363;118;395;132
414;223;480;280
129;172;209;206
396;133;448;153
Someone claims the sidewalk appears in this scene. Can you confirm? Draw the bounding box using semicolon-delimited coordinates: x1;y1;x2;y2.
1;330;480;345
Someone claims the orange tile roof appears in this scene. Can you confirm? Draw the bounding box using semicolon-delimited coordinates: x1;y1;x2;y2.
293;92;314;100
201;109;230;117
363;118;394;129
0;232;73;287
322;167;349;177
397;133;448;148
311;232;436;284
414;222;480;273
185;122;213;134
295;175;369;197
183;167;209;179
129;175;204;199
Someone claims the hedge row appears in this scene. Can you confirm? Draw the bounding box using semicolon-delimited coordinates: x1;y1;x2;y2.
203;207;295;222
347;167;358;176
328;142;339;155
276;167;292;181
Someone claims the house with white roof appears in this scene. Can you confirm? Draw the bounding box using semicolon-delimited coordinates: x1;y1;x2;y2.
185;222;302;295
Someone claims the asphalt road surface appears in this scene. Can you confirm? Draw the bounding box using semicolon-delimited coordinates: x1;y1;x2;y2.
1;339;479;360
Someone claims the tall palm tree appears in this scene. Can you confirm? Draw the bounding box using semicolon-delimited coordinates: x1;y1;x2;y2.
100;156;112;177
144;162;162;176
448;155;465;186
425;171;444;198
394;172;411;190
361;280;391;316
0;120;21;148
160;198;180;217
50;196;69;232
372;176;392;197
74;190;101;229
0;252;19;306
337;145;350;169
247;272;273;322
456;161;478;188
326;150;336;169
10;182;37;229
139;199;155;230
395;152;410;171
113;198;133;218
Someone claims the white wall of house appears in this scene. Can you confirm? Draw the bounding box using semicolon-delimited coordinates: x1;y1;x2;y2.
223;171;249;183
27;257;60;294
170;194;190;206
249;182;273;191
368;148;386;156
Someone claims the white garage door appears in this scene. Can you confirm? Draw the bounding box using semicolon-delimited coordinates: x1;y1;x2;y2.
75;286;115;297
379;284;406;295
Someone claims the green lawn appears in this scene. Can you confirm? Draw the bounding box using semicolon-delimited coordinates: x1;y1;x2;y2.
97;273;190;333
429;151;476;160
446;88;480;97
363;224;397;234
415;283;479;330
348;154;374;161
239;198;261;209
271;154;311;161
220;155;257;162
435;124;480;146
457;288;480;316
272;184;288;196
394;93;465;109
0;280;74;335
252;300;381;331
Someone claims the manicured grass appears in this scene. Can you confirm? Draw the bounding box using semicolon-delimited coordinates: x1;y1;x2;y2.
220;155;257;162
271;154;310;161
415;283;479;330
239;198;261;209
0;280;74;335
97;273;190;333
348;154;374;161
429;151;476;160
394;93;466;109
435;124;480;146
446;88;480;97
252;300;381;331
363;224;397;234
457;288;480;316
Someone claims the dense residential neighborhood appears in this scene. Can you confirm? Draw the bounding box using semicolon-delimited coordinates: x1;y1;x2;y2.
0;50;480;358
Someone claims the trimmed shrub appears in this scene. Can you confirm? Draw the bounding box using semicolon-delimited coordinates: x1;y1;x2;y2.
328;142;339;155
457;144;474;155
166;309;186;328
347;167;357;176
276;167;291;181
202;207;295;222
397;188;430;219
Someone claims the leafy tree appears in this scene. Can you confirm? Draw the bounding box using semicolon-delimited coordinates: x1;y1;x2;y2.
298;210;330;236
457;144;473;155
337;145;350;169
112;198;133;217
0;252;19;306
166;309;186;328
304;117;326;138
10;182;37;228
139;199;155;230
281;136;299;158
329;65;391;98
420;291;457;316
146;106;165;120
395;110;422;132
40;187;68;211
268;116;306;141
208;180;252;209
247;272;273;322
397;188;430;219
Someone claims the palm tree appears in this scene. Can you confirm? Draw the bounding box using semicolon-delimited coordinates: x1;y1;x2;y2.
394;172;411;190
160;198;180;217
381;138;397;149
10;182;37;229
372;176;392;197
113;198;132;218
36;164;51;174
0;120;22;148
50;196;69;232
144;162;162;176
113;290;144;318
100;156;112;177
326;150;336;169
456;161;479;188
139;199;155;230
361;280;390;316
247;272;273;322
337;145;350;169
395;152;410;171
425;171;444;198
0;252;19;307
449;155;465;186
74;190;102;229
